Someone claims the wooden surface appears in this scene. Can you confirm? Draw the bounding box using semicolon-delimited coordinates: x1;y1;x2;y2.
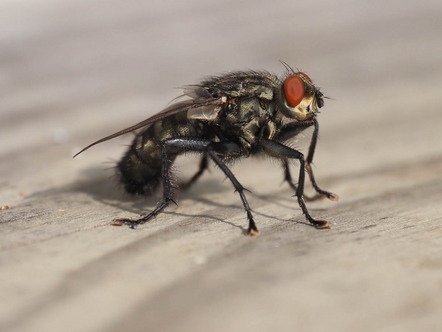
1;1;441;331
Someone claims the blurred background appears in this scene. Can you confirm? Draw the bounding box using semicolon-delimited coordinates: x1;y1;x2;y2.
2;0;440;169
1;0;441;201
1;1;441;331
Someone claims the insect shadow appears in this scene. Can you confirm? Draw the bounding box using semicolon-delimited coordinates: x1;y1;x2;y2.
25;162;256;231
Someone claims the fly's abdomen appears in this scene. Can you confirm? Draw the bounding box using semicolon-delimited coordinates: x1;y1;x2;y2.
117;115;203;195
117;134;162;195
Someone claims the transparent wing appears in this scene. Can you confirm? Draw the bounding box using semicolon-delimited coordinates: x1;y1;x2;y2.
73;96;224;157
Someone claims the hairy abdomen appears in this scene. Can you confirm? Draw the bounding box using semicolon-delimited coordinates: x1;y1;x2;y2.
117;115;204;195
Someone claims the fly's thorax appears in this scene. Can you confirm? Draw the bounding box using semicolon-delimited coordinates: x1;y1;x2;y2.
278;72;324;122
220;96;277;148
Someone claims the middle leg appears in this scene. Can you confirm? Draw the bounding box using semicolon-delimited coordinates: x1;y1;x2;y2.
261;139;330;229
179;154;209;190
282;158;319;201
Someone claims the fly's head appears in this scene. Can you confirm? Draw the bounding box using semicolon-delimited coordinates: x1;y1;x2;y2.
279;72;324;121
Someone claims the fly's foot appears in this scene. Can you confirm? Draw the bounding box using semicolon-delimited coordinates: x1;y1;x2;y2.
246;226;260;236
245;212;260;236
304;192;339;202
327;192;339;201
312;219;331;229
112;218;138;229
112;199;172;229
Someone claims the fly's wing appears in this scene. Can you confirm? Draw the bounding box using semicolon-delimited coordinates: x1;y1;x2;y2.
73;96;225;157
74;71;280;157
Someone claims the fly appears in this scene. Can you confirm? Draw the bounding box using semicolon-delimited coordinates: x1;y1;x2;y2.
74;63;338;235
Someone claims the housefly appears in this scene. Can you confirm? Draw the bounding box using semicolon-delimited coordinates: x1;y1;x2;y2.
74;63;338;235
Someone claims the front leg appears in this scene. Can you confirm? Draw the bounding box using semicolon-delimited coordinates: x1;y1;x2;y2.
305;119;339;201
282;158;319;202
260;139;330;229
276;119;338;202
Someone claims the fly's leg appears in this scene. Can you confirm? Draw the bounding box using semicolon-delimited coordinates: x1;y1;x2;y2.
276;119;338;202
113;138;180;228
179;154;208;190
114;138;259;235
206;145;259;235
282;159;317;201
305;120;338;201
261;139;330;229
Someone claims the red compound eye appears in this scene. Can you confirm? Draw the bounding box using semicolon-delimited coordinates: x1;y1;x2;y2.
299;72;312;83
284;75;305;107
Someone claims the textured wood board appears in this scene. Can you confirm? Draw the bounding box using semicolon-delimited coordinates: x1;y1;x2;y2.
1;1;441;331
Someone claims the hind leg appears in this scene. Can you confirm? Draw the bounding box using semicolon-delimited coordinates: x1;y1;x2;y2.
113;138;183;228
179;154;208;190
114;137;259;235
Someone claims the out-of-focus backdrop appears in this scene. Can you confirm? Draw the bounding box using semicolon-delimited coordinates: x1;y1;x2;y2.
1;1;441;331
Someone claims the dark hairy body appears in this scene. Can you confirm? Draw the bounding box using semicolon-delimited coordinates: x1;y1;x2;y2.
76;65;338;235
